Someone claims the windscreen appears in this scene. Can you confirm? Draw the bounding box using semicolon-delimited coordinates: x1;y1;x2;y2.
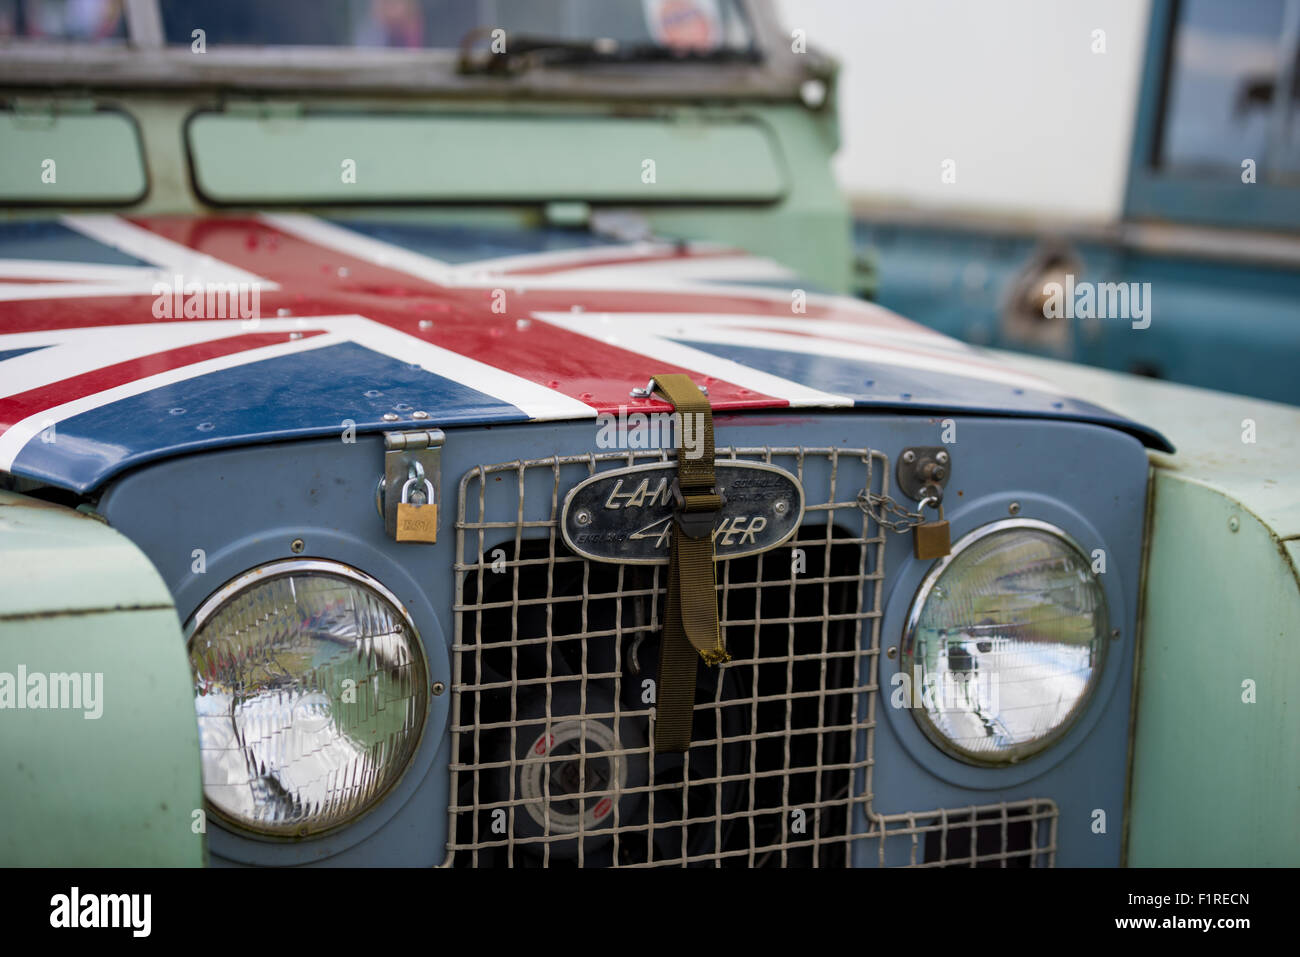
156;0;755;53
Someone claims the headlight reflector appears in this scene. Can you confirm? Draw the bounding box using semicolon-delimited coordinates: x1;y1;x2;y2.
186;560;428;836
902;520;1108;765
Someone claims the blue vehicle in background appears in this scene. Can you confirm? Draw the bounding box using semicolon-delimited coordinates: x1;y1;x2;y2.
853;0;1300;405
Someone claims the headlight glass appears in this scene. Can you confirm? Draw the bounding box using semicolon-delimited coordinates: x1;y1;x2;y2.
902;520;1108;765
187;560;428;836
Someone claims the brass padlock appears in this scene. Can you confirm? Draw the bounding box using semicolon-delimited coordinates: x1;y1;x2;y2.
396;476;438;543
913;494;950;560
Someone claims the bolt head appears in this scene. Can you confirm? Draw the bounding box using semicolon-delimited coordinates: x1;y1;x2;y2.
575;509;593;526
290;538;305;554
774;500;788;514
382;413;400;422
902;450;917;464
1008;502;1021;515
936;451;949;465
431;681;446;696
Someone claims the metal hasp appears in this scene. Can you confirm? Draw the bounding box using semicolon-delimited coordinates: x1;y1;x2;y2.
381;429;444;541
895;446;952;502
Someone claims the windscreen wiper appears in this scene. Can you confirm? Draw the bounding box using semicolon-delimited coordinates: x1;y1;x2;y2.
457;29;761;75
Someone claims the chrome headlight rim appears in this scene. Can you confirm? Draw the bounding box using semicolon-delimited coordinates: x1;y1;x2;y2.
184;557;431;841
901;517;1110;768
184;557;416;643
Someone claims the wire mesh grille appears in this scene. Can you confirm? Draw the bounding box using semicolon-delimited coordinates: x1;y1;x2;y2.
443;446;1057;868
869;799;1058;867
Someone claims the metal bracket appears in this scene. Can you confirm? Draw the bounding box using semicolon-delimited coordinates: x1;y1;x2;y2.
895;446;952;502
377;429;444;539
630;377;707;399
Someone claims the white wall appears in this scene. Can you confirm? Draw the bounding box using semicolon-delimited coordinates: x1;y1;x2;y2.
774;0;1151;222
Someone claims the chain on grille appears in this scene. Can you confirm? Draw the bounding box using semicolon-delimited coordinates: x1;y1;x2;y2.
444;446;1057;868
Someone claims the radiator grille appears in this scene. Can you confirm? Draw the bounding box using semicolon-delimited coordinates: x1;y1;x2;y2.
443;446;1057;867
873;799;1058;867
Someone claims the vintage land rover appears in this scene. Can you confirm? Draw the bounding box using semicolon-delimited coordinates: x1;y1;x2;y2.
0;0;1296;868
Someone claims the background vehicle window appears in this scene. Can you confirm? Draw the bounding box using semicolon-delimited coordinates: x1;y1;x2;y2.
1159;0;1300;182
157;0;754;52
0;0;126;40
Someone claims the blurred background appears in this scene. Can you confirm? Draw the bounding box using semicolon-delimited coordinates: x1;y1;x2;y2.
777;0;1147;221
780;0;1299;405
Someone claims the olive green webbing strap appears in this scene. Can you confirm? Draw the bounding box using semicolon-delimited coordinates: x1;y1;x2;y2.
652;373;728;754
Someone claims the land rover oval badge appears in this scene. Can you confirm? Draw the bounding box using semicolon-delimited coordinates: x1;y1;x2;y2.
561;460;805;564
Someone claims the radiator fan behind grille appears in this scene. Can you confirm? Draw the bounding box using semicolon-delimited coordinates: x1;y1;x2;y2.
453;528;866;867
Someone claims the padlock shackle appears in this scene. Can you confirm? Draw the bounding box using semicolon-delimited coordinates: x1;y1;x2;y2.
400;476;435;504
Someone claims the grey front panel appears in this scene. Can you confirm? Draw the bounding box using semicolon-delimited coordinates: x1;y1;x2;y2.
98;412;1148;867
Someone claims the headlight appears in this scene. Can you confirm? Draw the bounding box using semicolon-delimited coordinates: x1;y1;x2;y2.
186;559;428;837
901;519;1109;765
